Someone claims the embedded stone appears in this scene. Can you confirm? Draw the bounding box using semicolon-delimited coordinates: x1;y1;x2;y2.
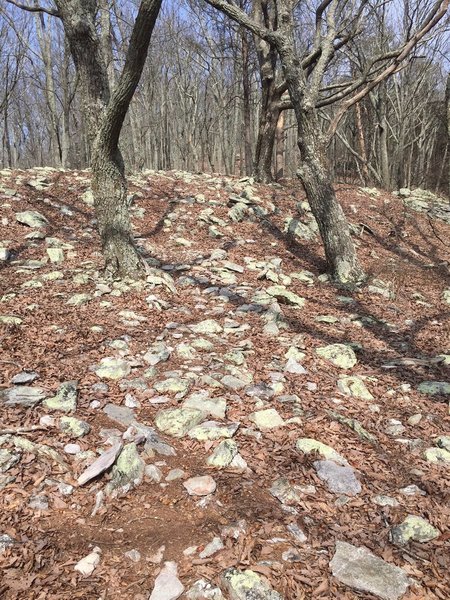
1;386;46;407
207;440;239;468
183;475;216;496
390;515;440;546
296;438;348;465
190;319;223;334
316;344;357;369
59;416;90;438
249;408;284;430
95;358;131;380
313;460;361;495
155;408;205;437
43;381;77;412
183;394;227;419
105;443;144;496
221;568;283;600
337;376;373;400
417;381;450;395
16;210;48;228
188;421;239;441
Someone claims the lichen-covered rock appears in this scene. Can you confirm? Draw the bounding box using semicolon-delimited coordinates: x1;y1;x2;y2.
207;440;239;468
143;342;171;366
330;541;410;600
266;285;305;308
154;378;190;396
16;210;48;228
424;447;450;464
296;438;348;465
190;319;223;334
186;579;224;599
188;421;239;441
105;443;144;496
67;293;92;306
43;381;77;412
390;515;440;546
155;408;205;437
183;393;227;419
316;344;357;369
59;416;90;438
221;568;283;600
95;358;131;380
417;381;450;395
0;315;23;326
249;408;284;430
337;376;373;400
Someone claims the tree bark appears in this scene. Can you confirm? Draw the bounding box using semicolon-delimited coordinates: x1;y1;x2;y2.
55;0;162;278
446;72;450;197
275;109;285;180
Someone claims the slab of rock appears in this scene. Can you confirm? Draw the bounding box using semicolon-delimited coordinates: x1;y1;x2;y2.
424;447;450;464
188;421;239;441
249;408;284;430
103;404;135;427
0;315;23;326
296;438;348;465
144;342;171;366
74;549;101;577
221;568;283;600
417;381;450;395
77;441;123;486
270;477;315;505
190;319;223;334
199;537;224;559
266;285;305;308
154;377;190;396
183;394;227;419
316;344;357;369
105;443;144;496
149;561;184;600
337;376;373;400
183;475;216;496
313;460;361;495
0;449;20;473
1;386;46;407
390;515;440;546
43;381;77;412
330;541;410;600
11;371;38;385
155;408;205;438
95;358;131;380
0;534;16;554
16;210;48;228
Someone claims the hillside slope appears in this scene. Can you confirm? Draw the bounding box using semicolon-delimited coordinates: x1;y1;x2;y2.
0;168;449;599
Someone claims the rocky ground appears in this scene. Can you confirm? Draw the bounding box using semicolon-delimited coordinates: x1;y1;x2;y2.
0;167;449;600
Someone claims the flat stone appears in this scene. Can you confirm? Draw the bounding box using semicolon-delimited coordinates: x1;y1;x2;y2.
183;394;227;419
43;381;77;413
270;477;315;505
144;342;171;366
249;408;284;430
11;371;38;385
155;408;205;437
314;460;361;495
148;561;184;600
103;404;135;427
165;468;185;481
337;376;373;400
74;550;101;577
16;210;48;228
330;541;410;600
372;495;400;507
0;534;16;554
145;464;163;483
154;378;190;396
95;358;131;380
266;285;305;308
190;319;223;334
296;438;348;465
183;475;216;496
390;515;440;546
221;375;247;390
0;315;23;326
316;344;357;369
188;421;239;441
1;386;46;407
207;440;239;468
59;416;90;438
417;381;450;395
47;248;64;263
0;449;20;473
436;436;450;452
67;293;92;306
221;568;283;600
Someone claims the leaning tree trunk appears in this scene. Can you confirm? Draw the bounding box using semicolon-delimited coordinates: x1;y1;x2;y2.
296;108;365;285
446;72;450;198
254;101;280;183
55;0;161;278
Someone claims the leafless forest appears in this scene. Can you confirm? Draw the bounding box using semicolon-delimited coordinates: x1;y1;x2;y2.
1;0;449;193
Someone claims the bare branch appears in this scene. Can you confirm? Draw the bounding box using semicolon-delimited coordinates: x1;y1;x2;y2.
5;0;60;17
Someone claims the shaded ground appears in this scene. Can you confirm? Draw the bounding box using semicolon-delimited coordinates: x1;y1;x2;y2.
0;168;449;599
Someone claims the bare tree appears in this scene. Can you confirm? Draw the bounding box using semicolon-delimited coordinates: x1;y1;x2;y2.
203;0;449;284
6;0;162;278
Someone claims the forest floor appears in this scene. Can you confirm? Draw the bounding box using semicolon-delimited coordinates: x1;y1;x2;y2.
0;168;449;600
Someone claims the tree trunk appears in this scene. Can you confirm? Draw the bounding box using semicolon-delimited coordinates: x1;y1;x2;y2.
446;72;450;197
253;100;279;183
275;110;285;180
296;109;365;285
241;28;253;176
55;0;162;278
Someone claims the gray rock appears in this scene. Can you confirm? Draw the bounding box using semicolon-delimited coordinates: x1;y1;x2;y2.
103;404;135;427
249;408;284;430
199;537;224;558
165;468;185;481
296;438;348;465
16;210;48;228
330;541;410;600
0;449;20;473
144;342;171;366
1;386;46;407
221;568;283;600
183;393;227;419
337;376;373;400
0;534;16;554
59;416;90;438
43;381;77;412
313;460;361;495
417;381;450;395
207;440;239;468
145;464;163;483
11;371;38;385
188;421;239;441
154;377;190;396
95;358;131;380
190;319;223;334
183;475;216;496
270;477;315;505
186;579;224;599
